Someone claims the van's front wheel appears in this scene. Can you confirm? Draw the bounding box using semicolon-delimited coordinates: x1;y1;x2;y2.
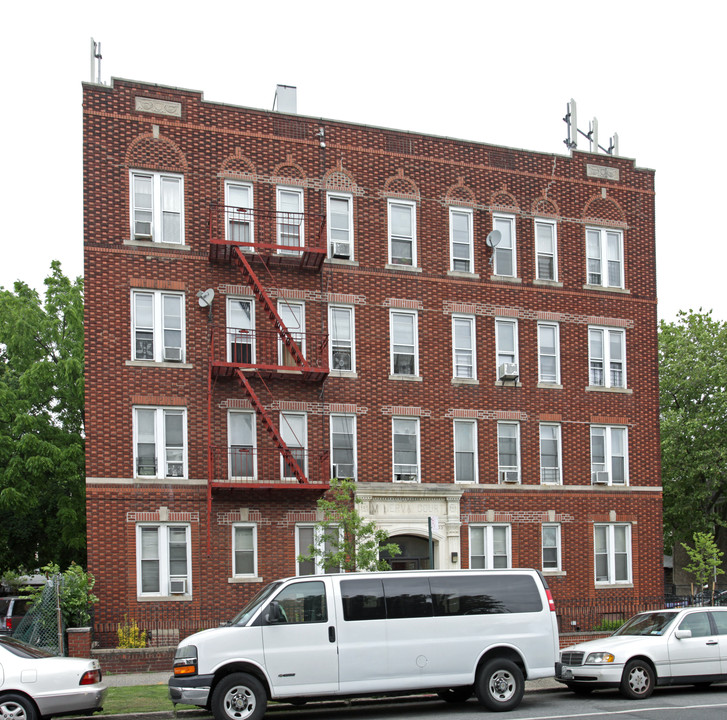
475;658;525;711
211;673;267;720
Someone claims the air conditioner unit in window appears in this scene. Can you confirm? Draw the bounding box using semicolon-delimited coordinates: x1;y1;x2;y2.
163;347;182;362
498;363;519;381
395;473;418;482
331;464;338;479
332;242;351;259
134;221;152;239
169;578;187;595
499;470;520;484
592;471;610;485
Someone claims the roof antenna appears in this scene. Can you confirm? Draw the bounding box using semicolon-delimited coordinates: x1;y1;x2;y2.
563;99;618;156
90;38;103;84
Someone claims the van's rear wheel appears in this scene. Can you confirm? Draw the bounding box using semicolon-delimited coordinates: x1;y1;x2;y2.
437;686;473;703
211;673;267;720
475;658;524;711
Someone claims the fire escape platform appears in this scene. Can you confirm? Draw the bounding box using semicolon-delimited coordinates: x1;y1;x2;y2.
211;362;328;383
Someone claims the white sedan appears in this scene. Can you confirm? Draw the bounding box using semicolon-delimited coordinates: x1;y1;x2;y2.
556;607;727;699
0;635;107;719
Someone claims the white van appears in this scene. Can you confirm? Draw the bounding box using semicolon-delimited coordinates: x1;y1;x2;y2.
169;569;559;719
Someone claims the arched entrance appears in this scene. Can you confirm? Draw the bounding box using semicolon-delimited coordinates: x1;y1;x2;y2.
381;534;437;570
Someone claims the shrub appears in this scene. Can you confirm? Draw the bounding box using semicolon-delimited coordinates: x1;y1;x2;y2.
593;618;625;632
117;615;147;648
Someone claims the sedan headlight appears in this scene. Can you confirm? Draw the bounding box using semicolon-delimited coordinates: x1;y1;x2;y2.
585;652;615;664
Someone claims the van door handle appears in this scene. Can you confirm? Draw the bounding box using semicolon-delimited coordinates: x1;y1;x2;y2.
328;626;336;643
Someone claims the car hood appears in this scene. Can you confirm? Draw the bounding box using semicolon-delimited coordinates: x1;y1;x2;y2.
562;634;663;656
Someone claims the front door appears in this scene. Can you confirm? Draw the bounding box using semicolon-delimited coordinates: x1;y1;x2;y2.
668;611;722;679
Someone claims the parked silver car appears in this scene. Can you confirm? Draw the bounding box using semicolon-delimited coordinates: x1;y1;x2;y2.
556;607;727;699
0;635;107;719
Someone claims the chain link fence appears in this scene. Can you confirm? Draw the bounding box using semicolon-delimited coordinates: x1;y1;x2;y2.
12;574;66;655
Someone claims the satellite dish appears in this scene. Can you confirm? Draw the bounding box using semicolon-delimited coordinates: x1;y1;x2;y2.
197;288;215;308
486;230;502;248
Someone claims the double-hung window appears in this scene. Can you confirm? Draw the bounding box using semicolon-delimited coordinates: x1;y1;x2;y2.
539;423;562;484
280;412;307;479
454;419;477;483
594;523;632;584
495;318;519;380
390;310;419;376
329;305;355;372
497;421;520;484
134;407;187;479
296;524;341;575
330;414;356;480
131;290;184;363
586;227;624;288
492;214;516;277
137;524;191;596
232;523;257;578
327;192;353;260
469;524;511;568
542;524;562;572
278;300;305;367
590;425;628;485
225;181;254;245
537;322;560;384
393;417;420;482
277;186;304;252
452;315;476;379
450;207;474;272
228;410;256;480
589;327;626;388
130;171;183;244
227;297;255;364
535;219;558;281
388;200;416;267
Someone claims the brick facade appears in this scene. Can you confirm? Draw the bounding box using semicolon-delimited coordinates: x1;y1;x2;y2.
83;79;661;638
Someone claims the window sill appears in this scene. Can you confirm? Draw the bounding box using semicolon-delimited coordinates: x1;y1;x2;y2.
136;594;194;602
329;370;359;379
126;360;193;369
595;582;634;589
124;239;191;252
490;275;522;284
228;576;264;584
385;264;422;273
452;377;479;386
582;283;630;295
447;270;480;280
389;374;423;382
585;386;632;395
495;380;522;387
543;570;567;577
324;258;359;267
533;279;563;288
591;483;629;489
537;382;563;389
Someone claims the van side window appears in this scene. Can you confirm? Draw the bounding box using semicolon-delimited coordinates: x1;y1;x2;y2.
267;581;327;624
430;575;542;615
383;577;433;619
341;579;386;621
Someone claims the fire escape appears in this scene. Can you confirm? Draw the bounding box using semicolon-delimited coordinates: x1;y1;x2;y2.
206;203;330;516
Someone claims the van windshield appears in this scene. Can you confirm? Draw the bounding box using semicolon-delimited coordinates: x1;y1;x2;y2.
229;581;283;626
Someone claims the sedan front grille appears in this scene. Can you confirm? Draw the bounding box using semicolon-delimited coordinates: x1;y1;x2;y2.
561;651;585;666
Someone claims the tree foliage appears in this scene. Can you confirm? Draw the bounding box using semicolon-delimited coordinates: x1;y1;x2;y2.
681;532;725;593
0;262;85;571
298;478;401;572
660;310;727;551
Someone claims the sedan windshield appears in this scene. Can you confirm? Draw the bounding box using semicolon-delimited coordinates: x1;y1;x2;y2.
613;611;677;636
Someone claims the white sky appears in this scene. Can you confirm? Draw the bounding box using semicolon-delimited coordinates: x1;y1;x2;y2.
2;0;724;323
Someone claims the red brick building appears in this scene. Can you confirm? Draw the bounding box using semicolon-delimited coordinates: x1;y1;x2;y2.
83;79;662;635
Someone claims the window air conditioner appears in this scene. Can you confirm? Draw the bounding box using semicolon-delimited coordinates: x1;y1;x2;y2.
395;473;418;482
499;470;520;484
592;471;610;485
498;363;519;381
134;221;152;239
332;242;351;259
163;347;182;362
169;578;187;595
331;464;338;479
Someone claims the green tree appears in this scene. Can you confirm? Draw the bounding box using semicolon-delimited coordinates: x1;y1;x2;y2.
0;262;85;571
681;532;725;598
660;310;727;551
298;478;401;572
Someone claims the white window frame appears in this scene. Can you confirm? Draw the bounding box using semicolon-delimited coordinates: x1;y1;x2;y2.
449;207;474;273
594;523;632;584
130;170;184;244
492;213;516;277
497;421;520;484
295;523;341;576
590;425;629;486
280;411;307;479
588;326;626;388
392;416;421;483
232;523;258;578
328;305;355;373
387;199;417;267
495;318;519;376
224;180;254;246
330;413;357;480
542;523;562;572
469;524;511;569
537;321;560;384
131;290;185;363
133;406;187;480
226;296;256;365
277;300;305;367
136;523;191;597
228;410;257;480
276;185;305;253
586;226;624;289
535;219;558;281
390;309;419;377
539;423;562;485
452;314;476;380
327;192;353;260
454;419;478;484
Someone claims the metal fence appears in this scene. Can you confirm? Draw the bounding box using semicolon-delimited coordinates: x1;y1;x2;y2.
13;575;65;655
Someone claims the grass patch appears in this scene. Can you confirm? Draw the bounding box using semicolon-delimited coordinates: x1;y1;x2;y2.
98;684;203;715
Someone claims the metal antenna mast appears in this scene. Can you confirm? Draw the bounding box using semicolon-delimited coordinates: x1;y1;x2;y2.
90;38;103;84
563;99;619;156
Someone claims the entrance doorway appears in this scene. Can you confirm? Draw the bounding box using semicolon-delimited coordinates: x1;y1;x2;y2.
381;534;436;570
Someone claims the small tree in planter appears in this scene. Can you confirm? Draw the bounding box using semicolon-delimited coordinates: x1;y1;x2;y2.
682;532;725;603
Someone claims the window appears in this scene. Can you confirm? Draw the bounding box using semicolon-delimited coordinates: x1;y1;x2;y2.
392;417;420;482
542;524;562;572
131;290;184;363
130;171;183;244
280;412;307;479
133;407;187;479
137;524;191;596
454;419;477;483
586;227;624;288
538;322;560;384
388;200;416;267
497;422;520;483
469;524;511;568
278;300;305;367
591;426;628;485
228;410;256;479
330;414;356;479
276;186;304;252
232;524;257;577
327;192;353;260
390;310;419;376
492;214;516;277
495;318;519;379
594;523;631;584
450;207;474;272
267;581;328;624
227;297;255;364
296;525;340;576
539;423;562;484
329;305;355;372
535;219;558;281
589;327;626;388
452;315;476;379
225;181;254;245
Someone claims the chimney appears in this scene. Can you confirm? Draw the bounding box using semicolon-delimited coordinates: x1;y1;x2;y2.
274;84;297;114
